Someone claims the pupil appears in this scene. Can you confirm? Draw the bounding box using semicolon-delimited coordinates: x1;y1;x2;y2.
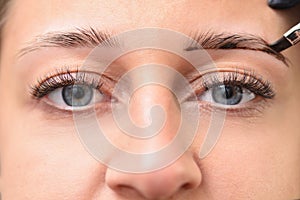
212;85;243;105
224;86;234;99
62;85;93;107
73;86;85;99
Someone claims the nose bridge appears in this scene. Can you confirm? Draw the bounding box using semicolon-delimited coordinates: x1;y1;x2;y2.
129;84;179;128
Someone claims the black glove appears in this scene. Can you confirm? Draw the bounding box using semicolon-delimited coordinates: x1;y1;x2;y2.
268;0;300;9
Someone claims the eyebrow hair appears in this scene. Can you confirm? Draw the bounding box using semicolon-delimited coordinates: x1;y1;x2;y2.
18;27;119;57
185;31;287;65
18;27;287;65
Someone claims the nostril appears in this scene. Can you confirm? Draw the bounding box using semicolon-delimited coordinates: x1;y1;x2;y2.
113;184;134;192
112;184;144;198
181;182;193;190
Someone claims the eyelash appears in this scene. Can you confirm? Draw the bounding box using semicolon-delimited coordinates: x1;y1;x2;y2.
30;68;275;117
199;70;275;99
31;69;104;99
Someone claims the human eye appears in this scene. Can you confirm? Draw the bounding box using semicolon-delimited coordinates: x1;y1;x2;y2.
193;70;275;114
200;84;255;106
30;69;114;111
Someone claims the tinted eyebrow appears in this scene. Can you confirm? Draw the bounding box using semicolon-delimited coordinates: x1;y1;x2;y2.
185;31;287;65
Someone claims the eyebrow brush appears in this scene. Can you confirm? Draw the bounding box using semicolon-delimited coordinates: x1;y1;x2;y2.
270;22;300;52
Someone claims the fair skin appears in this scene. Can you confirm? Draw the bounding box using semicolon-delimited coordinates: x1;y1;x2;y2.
0;0;300;199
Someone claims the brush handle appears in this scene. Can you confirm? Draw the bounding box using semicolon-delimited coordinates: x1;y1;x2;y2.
284;23;300;45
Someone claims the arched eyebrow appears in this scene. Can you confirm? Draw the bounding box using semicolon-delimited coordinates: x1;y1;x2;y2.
17;27;287;65
185;31;287;65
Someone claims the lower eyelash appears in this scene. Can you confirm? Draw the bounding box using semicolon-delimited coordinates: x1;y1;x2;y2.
198;97;272;118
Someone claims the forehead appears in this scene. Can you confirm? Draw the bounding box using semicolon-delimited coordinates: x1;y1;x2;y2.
4;0;286;42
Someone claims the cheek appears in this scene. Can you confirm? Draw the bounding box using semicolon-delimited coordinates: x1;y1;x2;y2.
1;111;107;200
0;52;105;199
200;119;298;199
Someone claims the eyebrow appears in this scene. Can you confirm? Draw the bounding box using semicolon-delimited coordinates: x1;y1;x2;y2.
18;27;119;57
186;31;287;65
18;27;287;65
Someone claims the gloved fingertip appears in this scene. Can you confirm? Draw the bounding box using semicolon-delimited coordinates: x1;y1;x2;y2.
268;0;300;9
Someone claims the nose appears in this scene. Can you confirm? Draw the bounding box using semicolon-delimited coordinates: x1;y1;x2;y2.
105;84;202;199
106;153;202;199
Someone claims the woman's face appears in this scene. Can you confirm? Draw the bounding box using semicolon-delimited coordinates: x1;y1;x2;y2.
0;0;299;199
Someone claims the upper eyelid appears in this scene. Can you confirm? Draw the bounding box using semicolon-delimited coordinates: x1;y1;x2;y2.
190;70;275;98
30;70;109;98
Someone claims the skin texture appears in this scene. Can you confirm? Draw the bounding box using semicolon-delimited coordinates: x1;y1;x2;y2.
0;0;300;199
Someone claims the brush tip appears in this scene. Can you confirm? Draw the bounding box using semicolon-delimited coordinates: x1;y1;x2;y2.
269;37;292;52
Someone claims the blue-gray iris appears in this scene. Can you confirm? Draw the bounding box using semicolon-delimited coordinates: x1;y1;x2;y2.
212;85;243;105
62;85;93;107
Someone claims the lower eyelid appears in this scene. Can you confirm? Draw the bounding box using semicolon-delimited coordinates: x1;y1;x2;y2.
32;97;114;121
198;96;272;118
32;95;270;122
